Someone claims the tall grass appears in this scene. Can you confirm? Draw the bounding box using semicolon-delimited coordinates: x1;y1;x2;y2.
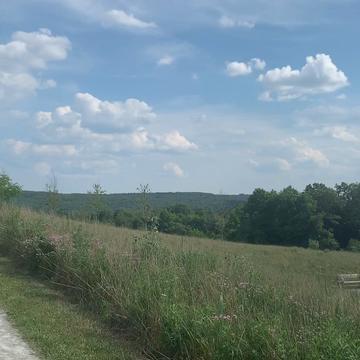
0;203;359;359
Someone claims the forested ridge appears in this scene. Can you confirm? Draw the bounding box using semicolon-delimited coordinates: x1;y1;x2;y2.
15;190;248;212
5;175;360;251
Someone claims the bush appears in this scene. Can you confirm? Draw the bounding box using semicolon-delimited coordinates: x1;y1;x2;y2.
319;230;340;250
347;238;360;252
308;238;320;250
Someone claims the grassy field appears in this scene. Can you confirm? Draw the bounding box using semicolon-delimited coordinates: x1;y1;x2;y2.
0;204;360;359
0;257;140;360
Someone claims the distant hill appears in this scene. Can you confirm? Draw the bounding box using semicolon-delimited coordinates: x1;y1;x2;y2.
15;191;249;213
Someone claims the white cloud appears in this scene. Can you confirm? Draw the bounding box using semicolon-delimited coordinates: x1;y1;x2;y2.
0;28;71;72
103;9;157;29
163;162;184;177
130;129;198;152
315;126;358;142
250;58;266;71
8;94;198;175
157;55;175;66
258;54;349;101
162;131;198;151
36;111;53;128
219;15;255;29
226;58;266;77
286;137;329;167
0;72;39;100
74;92;156;131
337;94;347;100
276;158;292;171
0;29;71;102
226;62;252;77
7;140;78;157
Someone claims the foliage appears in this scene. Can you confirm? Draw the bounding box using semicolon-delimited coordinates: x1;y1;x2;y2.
308;239;320;250
136;183;153;230
86;184;112;222
0;172;22;203
15;190;248;213
226;187;321;247
347;238;360;252
45;172;60;213
226;182;360;250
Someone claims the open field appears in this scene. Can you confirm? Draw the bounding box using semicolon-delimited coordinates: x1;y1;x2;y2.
1;204;360;359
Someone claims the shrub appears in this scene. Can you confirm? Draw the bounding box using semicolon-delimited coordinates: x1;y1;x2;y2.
347;238;360;252
308;238;320;250
319;230;340;250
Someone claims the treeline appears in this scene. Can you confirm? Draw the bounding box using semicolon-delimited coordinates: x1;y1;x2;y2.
226;183;360;251
2;172;360;251
86;182;360;251
114;205;225;238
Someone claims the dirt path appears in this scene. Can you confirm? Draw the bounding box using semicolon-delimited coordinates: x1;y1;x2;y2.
0;311;38;360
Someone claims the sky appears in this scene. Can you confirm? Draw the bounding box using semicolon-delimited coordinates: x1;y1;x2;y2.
1;0;360;194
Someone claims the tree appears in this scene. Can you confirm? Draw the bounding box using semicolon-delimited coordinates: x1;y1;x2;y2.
0;172;22;203
87;184;110;222
305;183;342;231
225;187;321;247
136;184;152;230
335;182;360;248
45;172;60;213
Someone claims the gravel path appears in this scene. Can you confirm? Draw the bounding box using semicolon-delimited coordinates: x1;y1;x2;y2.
0;311;38;360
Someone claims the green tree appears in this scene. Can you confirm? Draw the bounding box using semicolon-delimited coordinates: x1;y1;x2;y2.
226;187;321;247
87;184;110;222
0;172;22;203
335;182;360;248
45;172;60;213
136;184;152;230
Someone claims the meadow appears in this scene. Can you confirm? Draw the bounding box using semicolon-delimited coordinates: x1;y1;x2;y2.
0;204;359;359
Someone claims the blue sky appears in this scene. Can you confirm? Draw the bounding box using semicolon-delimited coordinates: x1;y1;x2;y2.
1;0;360;194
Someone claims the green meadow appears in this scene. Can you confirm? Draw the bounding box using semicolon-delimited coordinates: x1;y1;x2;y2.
0;204;359;359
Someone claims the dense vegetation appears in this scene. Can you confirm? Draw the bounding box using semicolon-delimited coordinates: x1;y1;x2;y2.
0;205;359;359
15;190;247;213
226;183;360;251
8;175;360;251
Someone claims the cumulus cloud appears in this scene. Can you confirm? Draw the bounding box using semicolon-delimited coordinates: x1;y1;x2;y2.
163;162;184;177
226;58;266;77
157;55;175;66
276;158;292;171
7;139;78;157
74;92;156;131
315;126;358;142
36;111;53;128
258;54;349;101
0;28;71;102
7;93;198;176
162;131;198;151
103;9;157;29
286;137;329;167
0;72;39;101
219;15;255;29
130;129;197;152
